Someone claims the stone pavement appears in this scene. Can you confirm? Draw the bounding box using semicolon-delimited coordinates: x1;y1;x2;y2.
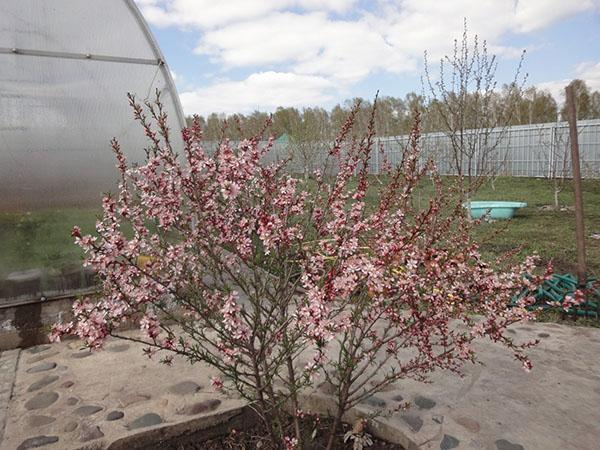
0;321;599;449
304;321;600;450
0;349;19;444
0;333;245;450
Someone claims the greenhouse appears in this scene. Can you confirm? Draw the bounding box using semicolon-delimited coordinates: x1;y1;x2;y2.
0;0;184;303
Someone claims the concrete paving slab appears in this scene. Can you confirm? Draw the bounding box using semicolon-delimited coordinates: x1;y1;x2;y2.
0;321;599;449
303;322;600;450
0;333;244;450
0;349;20;444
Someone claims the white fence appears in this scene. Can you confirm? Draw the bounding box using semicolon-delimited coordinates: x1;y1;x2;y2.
374;119;600;178
210;119;600;179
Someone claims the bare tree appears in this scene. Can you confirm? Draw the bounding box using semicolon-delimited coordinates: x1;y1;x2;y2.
423;21;527;196
287;107;331;179
546;112;600;207
535;122;571;209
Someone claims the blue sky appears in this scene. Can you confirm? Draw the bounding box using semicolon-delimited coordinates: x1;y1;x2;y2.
135;0;600;116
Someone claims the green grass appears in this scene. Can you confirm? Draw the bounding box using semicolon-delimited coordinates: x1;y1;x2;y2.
0;177;598;281
362;176;600;277
0;208;100;277
467;177;600;277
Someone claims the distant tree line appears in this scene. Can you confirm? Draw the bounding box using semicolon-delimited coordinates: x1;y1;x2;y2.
186;79;600;142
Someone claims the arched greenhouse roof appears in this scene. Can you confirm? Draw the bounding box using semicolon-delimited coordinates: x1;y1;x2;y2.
0;0;184;210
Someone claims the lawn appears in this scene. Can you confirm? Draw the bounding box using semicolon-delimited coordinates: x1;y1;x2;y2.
0;177;598;280
464;177;600;277
0;208;99;278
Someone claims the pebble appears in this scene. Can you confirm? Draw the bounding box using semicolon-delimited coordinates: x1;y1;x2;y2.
61;381;75;389
107;343;130;353
454;416;481;433
17;436;59;450
27;415;56;427
26;362;57;374
362;396;386;408
64;422;78;432
118;393;151;407
495;439;524;450
317;381;336;395
414;395;436;410
27;345;51;355
66;397;79;406
401;414;423;432
74;405;103;416
169;381;202;395
128;413;163;430
26;351;60;365
27;375;59;392
106;410;124;421
440;434;460;450
25;392;59;410
432;415;444;424
71;350;93;359
80;425;104;442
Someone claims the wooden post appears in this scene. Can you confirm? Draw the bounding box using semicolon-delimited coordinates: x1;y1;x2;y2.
565;84;587;286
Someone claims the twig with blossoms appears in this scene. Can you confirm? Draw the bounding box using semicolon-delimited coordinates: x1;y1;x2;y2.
51;93;545;450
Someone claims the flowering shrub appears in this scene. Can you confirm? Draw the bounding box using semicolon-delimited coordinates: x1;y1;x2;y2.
52;93;545;449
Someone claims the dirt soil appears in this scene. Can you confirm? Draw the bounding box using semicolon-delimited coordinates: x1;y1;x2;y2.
152;416;404;450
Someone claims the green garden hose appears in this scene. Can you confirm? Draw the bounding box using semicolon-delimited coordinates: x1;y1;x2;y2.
511;273;600;319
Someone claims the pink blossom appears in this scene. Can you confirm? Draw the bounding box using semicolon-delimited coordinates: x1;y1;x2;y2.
140;312;160;340
49;322;73;343
210;376;224;391
283;436;299;450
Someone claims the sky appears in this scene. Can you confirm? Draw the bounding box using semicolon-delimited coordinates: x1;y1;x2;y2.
134;0;600;117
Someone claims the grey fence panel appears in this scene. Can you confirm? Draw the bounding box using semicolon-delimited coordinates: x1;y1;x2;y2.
375;119;600;179
204;120;600;178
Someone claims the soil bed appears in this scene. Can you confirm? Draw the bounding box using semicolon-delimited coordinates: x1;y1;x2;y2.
151;415;404;450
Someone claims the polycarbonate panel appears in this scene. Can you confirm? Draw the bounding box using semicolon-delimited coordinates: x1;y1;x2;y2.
0;54;182;210
0;0;156;59
0;0;183;302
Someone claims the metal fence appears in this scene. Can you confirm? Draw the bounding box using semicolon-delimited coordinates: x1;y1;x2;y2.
376;119;600;178
247;119;600;179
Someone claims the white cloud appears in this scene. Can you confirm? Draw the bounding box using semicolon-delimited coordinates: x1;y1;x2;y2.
136;0;357;29
514;0;599;32
537;61;600;102
137;0;600;114
138;0;598;35
196;12;412;84
188;1;598;85
179;71;334;116
370;0;516;60
537;80;569;103
575;61;600;91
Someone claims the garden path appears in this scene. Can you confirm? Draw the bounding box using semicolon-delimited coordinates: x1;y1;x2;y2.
0;321;598;449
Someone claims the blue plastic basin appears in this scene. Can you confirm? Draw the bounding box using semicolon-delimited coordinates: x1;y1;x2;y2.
466;201;527;219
